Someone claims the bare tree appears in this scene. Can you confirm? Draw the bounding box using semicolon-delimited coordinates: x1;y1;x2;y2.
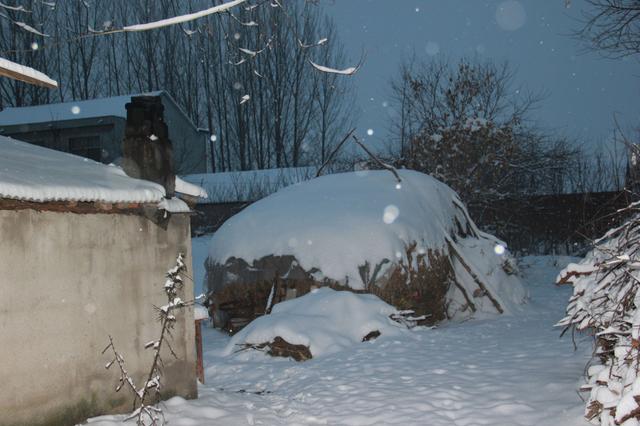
577;0;640;57
388;57;576;204
0;1;58;104
0;0;357;173
567;1;640;195
198;0;354;171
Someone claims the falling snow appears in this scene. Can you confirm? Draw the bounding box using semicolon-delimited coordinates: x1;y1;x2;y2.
425;40;440;56
382;204;399;224
495;0;527;31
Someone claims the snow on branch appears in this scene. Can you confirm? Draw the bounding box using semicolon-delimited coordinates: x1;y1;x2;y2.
227;10;258;27
104;253;191;426
309;60;359;75
557;211;640;424
123;0;247;32
0;2;31;13
298;37;328;49
0;57;57;88
233;37;273;71
14;21;49;37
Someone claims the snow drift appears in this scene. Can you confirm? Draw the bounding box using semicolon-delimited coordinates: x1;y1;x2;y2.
206;169;525;327
224;287;406;359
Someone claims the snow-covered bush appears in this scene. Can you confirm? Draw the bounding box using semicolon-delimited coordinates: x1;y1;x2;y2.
557;209;640;425
206;170;526;329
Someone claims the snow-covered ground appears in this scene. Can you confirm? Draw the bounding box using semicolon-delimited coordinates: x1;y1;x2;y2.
87;242;592;426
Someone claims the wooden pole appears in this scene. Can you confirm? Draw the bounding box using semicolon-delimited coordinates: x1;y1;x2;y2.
195;319;204;384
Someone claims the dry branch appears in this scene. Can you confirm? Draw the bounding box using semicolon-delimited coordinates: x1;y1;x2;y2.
351;135;402;183
446;237;504;314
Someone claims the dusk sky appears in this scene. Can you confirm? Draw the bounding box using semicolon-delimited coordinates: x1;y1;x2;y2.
322;0;639;152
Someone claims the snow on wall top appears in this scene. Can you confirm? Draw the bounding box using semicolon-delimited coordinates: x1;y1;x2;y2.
175;176;207;199
182;167;317;203
209;170;465;285
0;91;162;126
0;136;166;204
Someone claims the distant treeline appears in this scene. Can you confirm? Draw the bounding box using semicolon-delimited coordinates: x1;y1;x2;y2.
0;0;354;172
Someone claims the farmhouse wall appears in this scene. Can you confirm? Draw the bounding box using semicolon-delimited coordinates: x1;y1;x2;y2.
0;209;197;426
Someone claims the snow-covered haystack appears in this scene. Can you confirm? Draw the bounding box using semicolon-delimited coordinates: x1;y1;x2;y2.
557;211;640;426
206;170;525;330
225;288;406;360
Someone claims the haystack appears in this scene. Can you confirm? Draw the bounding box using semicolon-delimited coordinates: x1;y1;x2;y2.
205;170;525;331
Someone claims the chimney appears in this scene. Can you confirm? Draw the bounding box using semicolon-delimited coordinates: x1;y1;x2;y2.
122;95;175;198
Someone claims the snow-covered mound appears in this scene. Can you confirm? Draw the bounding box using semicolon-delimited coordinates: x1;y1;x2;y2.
207;169;526;322
223;288;405;358
210;170;457;285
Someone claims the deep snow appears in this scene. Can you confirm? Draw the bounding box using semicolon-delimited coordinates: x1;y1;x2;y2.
86;245;593;426
224;288;406;358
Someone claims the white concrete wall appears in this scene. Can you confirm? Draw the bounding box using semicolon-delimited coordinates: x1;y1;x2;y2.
0;209;197;426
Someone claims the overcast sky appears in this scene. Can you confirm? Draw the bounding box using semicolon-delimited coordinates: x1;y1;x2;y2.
321;0;639;152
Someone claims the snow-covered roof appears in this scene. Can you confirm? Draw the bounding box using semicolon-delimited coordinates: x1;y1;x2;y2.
0;90;188;127
0;136;166;204
182;167;317;203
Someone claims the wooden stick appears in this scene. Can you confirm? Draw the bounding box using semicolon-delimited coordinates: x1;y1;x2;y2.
446;238;504;314
351;135;402;183
195;320;205;384
315;128;356;178
446;257;477;313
